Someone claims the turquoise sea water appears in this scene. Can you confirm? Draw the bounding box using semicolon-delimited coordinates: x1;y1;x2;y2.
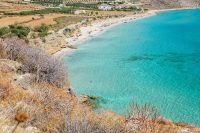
64;9;200;126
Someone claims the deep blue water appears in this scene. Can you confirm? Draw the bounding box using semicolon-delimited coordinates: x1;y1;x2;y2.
64;9;200;126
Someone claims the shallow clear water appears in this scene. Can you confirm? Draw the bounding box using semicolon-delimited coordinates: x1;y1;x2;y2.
64;9;200;126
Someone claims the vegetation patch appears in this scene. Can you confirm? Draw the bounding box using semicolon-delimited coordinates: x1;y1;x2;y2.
0;27;10;38
9;25;30;38
34;23;49;38
4;7;74;16
0;25;30;39
66;3;98;10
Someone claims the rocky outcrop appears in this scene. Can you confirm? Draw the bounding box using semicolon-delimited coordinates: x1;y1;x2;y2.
79;95;99;109
156;116;173;125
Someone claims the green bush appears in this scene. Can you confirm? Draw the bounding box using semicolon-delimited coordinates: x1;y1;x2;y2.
35;24;49;33
0;26;30;39
0;27;10;38
9;25;30;38
35;24;49;38
38;32;48;38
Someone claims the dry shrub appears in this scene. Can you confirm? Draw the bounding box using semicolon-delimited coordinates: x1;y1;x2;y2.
26;82;75;131
2;37;69;87
126;102;159;133
0;82;10;101
0;39;7;59
0;71;11;100
57;108;126;133
15;112;28;123
125;102;183;133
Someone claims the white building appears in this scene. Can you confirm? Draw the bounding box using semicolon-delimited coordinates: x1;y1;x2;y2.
98;4;113;11
74;10;86;15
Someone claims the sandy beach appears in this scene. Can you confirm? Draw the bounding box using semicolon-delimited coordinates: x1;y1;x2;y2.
53;7;196;58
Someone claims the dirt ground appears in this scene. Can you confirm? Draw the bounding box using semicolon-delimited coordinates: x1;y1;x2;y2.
0;15;41;27
0;2;44;12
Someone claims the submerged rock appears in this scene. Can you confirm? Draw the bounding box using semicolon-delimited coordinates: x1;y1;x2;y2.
67;45;77;49
79;95;99;109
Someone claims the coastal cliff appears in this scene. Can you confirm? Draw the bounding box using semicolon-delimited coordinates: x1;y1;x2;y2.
0;37;200;132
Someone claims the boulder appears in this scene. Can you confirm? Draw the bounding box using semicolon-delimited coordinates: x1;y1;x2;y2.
13;73;36;90
176;122;189;127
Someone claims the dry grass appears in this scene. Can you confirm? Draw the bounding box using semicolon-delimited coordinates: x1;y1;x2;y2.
0;15;41;28
25;14;87;29
24;14;70;28
52;15;86;31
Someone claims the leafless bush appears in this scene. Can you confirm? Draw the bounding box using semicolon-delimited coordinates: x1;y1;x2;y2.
2;37;68;87
126;102;159;133
60;115;107;133
22;83;74;132
57;110;125;133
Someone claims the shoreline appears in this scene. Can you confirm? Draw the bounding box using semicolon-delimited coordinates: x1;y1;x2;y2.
53;7;197;58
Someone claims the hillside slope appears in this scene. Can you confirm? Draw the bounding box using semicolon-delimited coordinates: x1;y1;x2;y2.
132;0;200;9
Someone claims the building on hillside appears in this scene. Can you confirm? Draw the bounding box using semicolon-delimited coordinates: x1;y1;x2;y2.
23;0;31;3
98;4;113;10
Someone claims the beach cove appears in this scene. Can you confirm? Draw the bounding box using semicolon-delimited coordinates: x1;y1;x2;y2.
63;9;200;126
54;8;194;58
